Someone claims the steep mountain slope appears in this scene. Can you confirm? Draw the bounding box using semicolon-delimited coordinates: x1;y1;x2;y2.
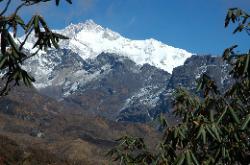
116;55;233;123
24;49;171;121
21;20;194;122
168;55;231;91
20;20;233;123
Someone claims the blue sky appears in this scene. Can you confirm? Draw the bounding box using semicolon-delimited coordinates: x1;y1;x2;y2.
2;0;250;55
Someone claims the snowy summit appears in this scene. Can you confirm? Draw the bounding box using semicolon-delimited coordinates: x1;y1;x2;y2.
24;19;193;73
56;20;193;73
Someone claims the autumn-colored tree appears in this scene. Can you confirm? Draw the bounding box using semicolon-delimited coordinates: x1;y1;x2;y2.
0;0;71;95
108;8;250;165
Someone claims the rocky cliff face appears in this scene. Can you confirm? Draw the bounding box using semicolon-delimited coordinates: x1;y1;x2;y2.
24;48;171;121
20;20;193;122
168;55;231;91
118;55;232;122
23;49;231;123
19;20;233;123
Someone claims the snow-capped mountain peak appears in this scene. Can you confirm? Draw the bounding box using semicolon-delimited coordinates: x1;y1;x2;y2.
24;19;193;73
60;19;104;36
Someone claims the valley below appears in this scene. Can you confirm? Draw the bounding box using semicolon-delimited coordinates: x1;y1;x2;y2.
0;85;160;164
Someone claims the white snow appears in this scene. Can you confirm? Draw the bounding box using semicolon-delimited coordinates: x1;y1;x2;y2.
20;19;194;91
121;85;165;112
195;65;208;79
220;64;230;85
54;19;193;73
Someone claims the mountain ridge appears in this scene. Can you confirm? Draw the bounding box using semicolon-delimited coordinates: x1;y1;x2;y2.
19;20;231;123
23;19;193;74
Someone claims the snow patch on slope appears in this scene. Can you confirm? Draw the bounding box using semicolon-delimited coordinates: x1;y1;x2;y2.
121;85;165;111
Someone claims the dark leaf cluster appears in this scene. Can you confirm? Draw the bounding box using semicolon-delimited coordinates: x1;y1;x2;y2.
225;8;250;35
108;8;250;165
0;0;71;95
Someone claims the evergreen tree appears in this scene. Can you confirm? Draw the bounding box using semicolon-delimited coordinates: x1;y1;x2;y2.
0;0;71;95
108;8;250;165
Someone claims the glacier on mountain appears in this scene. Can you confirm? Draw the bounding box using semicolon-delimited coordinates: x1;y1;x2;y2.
24;19;193;74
